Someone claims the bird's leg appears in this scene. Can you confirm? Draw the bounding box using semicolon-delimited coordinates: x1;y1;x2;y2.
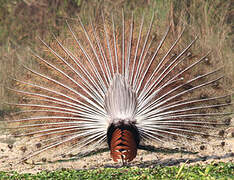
121;154;126;166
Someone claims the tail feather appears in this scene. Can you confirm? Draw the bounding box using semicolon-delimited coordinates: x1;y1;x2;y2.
90;19;112;84
129;14;144;85
78;17;109;90
139;70;223;115
136;25;171;95
132;13;154;90
6;88;101;115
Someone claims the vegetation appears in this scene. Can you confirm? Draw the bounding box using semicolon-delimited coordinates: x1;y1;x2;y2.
0;162;233;179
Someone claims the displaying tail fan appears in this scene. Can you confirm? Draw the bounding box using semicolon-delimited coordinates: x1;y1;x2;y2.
3;11;232;164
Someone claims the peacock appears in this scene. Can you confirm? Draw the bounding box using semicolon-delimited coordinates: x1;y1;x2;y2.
2;11;233;165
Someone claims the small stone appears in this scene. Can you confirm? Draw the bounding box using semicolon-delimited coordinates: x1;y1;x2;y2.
35;143;42;148
42;158;47;162
224;118;231;126
200;94;208;99
212;123;217;127
180;147;187;152
68;153;73;157
212;82;219;88
231;132;234;137
183;84;193;90
218;130;225;137
202;134;209;139
8;144;13;149
20;146;27;153
225;97;231;103
213;163;218;166
61;154;66;158
200;145;205;150
220;141;225;146
204;57;210;65
172;135;178;140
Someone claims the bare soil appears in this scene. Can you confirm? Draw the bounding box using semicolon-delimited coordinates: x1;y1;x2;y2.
0;119;233;174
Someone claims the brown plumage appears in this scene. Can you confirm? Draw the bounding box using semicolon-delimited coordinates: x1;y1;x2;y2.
108;123;139;162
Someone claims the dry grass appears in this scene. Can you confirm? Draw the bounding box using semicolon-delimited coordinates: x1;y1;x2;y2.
0;0;233;113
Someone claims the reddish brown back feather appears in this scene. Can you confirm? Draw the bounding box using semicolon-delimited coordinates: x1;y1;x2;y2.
110;128;137;162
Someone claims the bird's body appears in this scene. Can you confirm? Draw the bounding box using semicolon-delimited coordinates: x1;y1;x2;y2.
3;12;232;164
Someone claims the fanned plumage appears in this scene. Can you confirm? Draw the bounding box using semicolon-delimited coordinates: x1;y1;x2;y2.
2;11;232;164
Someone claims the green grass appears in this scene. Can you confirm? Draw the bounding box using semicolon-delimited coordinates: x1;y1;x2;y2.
0;162;233;179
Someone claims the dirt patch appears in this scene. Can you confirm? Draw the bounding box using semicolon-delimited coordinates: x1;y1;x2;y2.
0;119;233;174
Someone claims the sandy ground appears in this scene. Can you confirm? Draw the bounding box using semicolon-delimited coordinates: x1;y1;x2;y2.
0;119;233;174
